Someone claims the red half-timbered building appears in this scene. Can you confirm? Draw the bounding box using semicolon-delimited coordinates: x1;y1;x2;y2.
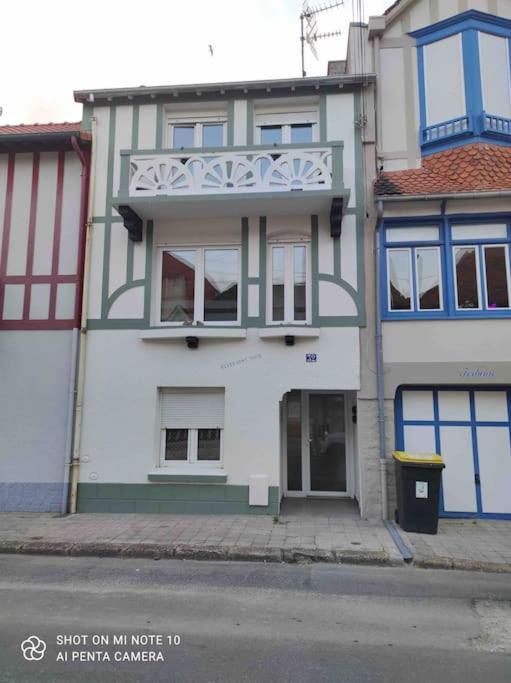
0;123;90;511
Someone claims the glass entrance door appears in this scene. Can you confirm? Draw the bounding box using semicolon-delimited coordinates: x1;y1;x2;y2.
308;393;347;493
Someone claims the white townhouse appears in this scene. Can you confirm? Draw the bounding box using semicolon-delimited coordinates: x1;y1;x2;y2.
73;73;375;514
356;0;511;521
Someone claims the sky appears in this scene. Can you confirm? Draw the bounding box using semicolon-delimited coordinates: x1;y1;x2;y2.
1;0;390;125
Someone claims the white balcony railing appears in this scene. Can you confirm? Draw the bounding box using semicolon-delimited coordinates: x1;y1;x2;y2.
119;144;342;199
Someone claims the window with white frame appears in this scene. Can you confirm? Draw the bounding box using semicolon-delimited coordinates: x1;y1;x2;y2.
255;110;318;145
383;220;511;317
268;242;309;323
159;246;240;324
386;246;443;312
160;389;224;467
386;226;443;312
452;224;511;311
168;117;226;149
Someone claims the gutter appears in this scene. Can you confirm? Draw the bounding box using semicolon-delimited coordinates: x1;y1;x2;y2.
0;131;83;151
74;74;376;103
69;119;97;514
377;190;511;202
375;199;388;520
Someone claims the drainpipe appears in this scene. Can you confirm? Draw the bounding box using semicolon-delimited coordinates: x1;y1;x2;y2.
375;199;388;519
60;328;78;514
60;136;90;514
373;34;383;166
69;120;97;514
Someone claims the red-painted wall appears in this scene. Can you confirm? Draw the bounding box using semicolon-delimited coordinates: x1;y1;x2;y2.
0;147;89;330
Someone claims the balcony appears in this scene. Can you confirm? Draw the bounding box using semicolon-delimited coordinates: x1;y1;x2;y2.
421;115;472;146
115;142;347;221
421;111;511;152
481;112;511;138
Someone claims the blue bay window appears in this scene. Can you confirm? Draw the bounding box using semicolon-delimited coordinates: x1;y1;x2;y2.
382;215;511;320
412;11;511;153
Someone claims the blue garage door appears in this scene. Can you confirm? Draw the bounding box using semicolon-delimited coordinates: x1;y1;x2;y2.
396;387;511;519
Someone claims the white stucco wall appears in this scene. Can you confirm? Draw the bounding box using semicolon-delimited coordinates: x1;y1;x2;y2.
423;34;466;126
80;327;360;487
0;331;75;484
383;319;511;364
479;31;511;118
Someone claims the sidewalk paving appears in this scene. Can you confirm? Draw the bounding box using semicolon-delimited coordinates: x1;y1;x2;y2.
0;510;402;566
1;511;510;572
402;519;511;573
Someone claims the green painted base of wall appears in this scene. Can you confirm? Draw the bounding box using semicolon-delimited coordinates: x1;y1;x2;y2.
77;483;280;516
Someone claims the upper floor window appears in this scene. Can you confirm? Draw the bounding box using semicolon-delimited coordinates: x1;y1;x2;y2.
452;224;511;311
260;123;314;145
168;118;226;149
255;109;318;145
158;246;240;325
412;11;511;152
382;218;511;319
268;242;310;324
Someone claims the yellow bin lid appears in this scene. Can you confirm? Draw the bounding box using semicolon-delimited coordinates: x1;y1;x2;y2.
393;451;444;465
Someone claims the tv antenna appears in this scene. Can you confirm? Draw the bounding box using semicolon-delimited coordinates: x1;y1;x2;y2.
300;1;344;77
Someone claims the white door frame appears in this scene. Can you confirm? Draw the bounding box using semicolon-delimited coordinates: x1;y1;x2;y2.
282;390;355;498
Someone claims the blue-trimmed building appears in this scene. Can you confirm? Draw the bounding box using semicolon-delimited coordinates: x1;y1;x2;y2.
360;0;511;520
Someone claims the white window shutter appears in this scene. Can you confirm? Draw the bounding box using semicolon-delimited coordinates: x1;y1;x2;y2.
160;389;225;429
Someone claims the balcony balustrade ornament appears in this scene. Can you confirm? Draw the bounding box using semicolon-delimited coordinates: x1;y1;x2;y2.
128;148;333;197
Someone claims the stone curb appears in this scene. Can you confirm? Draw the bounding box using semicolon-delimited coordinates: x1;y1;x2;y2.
2;540;509;573
0;540;400;567
413;554;511;574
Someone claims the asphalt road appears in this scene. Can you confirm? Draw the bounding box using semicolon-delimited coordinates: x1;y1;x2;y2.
0;555;510;682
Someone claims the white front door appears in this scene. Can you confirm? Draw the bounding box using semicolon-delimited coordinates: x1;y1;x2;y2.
284;391;351;497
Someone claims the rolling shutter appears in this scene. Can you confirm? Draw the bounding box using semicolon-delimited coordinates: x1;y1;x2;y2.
160;389;225;429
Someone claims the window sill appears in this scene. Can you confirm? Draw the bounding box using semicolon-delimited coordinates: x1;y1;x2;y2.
383;312;511;321
140;328;246;341
148;469;227;484
258;326;320;339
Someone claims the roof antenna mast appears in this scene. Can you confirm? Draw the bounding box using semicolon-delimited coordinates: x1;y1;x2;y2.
300;1;344;77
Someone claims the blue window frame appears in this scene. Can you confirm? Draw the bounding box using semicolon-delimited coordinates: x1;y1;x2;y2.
411;11;511;154
381;213;511;320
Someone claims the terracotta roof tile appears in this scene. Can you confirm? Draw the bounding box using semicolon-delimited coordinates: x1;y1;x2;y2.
0;122;81;136
374;143;511;197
